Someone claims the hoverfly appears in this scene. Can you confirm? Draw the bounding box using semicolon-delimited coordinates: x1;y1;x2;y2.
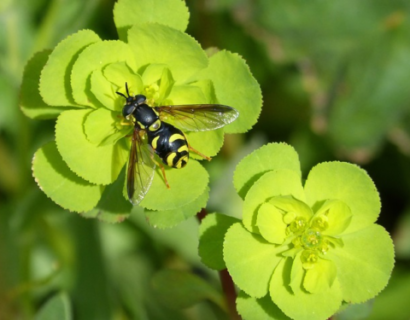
116;83;239;205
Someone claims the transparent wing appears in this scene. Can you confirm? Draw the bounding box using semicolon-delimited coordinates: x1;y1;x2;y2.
127;129;156;205
156;104;239;132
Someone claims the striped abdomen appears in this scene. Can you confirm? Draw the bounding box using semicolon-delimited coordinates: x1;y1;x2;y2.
147;122;189;169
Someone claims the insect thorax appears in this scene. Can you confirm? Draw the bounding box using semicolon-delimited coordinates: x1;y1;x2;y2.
133;104;159;129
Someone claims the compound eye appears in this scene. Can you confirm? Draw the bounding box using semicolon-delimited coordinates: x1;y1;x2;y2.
149;120;161;131
122;104;136;118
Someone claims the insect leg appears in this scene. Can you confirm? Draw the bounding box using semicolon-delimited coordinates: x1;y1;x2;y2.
152;158;170;189
188;146;211;161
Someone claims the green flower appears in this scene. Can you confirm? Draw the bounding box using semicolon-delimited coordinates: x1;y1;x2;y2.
20;0;261;224
220;143;395;320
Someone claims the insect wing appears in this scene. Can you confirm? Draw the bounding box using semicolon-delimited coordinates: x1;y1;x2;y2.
127;129;156;205
156;104;239;132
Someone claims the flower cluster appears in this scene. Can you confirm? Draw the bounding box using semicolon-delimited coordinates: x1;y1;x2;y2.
21;0;261;224
199;143;394;320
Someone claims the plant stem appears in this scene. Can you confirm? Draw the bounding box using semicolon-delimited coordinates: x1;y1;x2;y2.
196;209;241;320
219;269;241;320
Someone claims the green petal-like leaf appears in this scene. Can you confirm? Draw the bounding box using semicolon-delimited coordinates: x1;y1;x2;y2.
314;200;352;236
84;108;130;146
20;51;67;119
141;64;167;86
270;258;342;320
35;292;72;320
152;269;224;310
40;30;101;107
144;187;209;229
114;0;189;41
304;162;381;234
223;223;282;298
234;143;301;199
257;202;287;244
140;160;208;211
55;110;128;185
243;170;305;234
198;213;239;270
303;259;337;293
236;291;290;320
103;62;144;111
90;69;118;111
71;41;137;107
327;224;394;303
128;23;208;83
269;196;313;221
32;142;102;212
289;251;305;294
82;168;131;223
158;68;175;103
194;50;262;134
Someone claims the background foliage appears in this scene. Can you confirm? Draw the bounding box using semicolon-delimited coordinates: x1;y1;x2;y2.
1;0;409;319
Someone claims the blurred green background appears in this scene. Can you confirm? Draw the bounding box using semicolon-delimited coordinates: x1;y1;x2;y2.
1;0;410;319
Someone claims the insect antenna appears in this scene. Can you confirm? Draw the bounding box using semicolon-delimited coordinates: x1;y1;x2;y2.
116;91;127;99
125;82;130;97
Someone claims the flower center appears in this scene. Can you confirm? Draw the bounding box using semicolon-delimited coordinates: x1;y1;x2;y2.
302;230;322;249
283;212;335;269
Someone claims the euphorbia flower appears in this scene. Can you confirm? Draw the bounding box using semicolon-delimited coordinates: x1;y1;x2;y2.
222;143;394;320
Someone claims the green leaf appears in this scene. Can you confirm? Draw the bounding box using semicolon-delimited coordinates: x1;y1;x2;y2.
39;29;101;107
128;23;208;82
32;142;102;212
82;167;132;223
140;159;209;211
35;292;72;320
236;291;290;320
234;143;302;199
55;109;128;185
194;50;262;134
167;84;208;104
185;129;224;160
304;162;381;234
243;170;305;234
84;108;131;146
270;258;342;320
198;213;239;270
152;269;224;310
113;0;190;41
71;41;137;106
20;50;67;119
223;223;282;298
144;187;209;229
327;225;394;303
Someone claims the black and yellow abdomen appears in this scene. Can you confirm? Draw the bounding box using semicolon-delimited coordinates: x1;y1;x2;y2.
147;122;189;169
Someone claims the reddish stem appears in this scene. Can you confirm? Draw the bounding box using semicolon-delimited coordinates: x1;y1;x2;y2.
219;269;241;320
